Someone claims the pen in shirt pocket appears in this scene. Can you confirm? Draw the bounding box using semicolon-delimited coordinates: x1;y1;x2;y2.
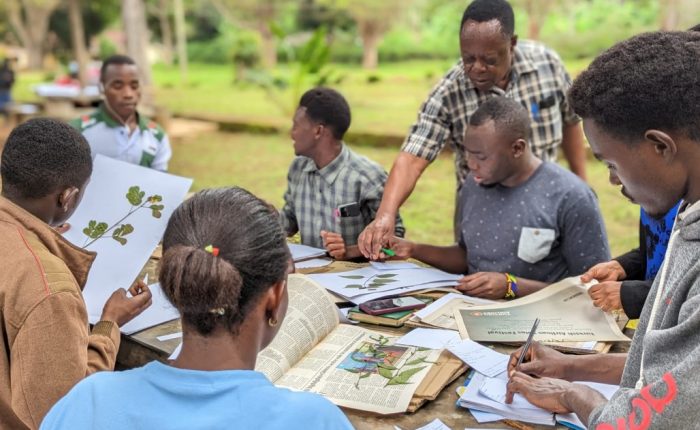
530;101;540;121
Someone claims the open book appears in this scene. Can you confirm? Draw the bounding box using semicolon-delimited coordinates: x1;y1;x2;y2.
255;274;465;414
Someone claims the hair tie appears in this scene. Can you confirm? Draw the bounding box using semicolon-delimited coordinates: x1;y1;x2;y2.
209;307;225;316
204;244;220;257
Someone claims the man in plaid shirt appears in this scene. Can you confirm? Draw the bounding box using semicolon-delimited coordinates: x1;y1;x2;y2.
280;87;404;260
359;0;586;260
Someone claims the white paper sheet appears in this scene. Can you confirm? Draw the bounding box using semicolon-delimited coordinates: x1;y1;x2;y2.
307;266;460;300
156;332;183;341
396;328;462;350
119;282;180;335
468;409;506;424
447;340;510;377
369;261;421;270
416;418;452;430
169;342;182;360
413;292;494;320
294;258;332;269
288;243;326;261
63;156;192;323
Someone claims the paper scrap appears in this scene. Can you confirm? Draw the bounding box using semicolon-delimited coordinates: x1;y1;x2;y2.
338;307;359;324
468;408;506;424
447;339;510;377
169;342;182;360
156;332;183;341
396;328;461;350
295;258;332;269
288;243;326;262
370;261;421;271
416;418;452;430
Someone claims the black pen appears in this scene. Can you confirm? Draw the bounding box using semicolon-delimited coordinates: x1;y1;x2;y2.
515;318;540;368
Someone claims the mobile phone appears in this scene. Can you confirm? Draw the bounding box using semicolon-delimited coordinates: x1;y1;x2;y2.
359;296;427;316
337;202;360;217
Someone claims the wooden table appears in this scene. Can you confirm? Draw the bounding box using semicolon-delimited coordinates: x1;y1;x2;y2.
119;258;626;429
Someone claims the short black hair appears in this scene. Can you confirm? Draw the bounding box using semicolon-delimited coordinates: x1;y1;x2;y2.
299;87;351;140
100;54;136;82
469;96;531;141
160;187;290;336
1;118;93;198
460;0;515;37
569;31;700;143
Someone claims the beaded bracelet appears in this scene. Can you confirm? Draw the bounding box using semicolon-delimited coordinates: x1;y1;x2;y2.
504;272;519;299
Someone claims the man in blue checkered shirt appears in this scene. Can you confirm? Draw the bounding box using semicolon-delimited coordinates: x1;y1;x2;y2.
359;0;586;260
279;88;404;260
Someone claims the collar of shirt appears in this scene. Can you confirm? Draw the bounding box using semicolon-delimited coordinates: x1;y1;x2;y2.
461;44;538;93
97;103;152;132
302;143;349;185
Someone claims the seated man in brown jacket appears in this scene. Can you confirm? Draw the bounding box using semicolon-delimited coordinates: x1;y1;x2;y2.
0;118;153;429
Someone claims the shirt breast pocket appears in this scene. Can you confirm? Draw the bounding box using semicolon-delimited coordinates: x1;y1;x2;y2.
517;227;556;264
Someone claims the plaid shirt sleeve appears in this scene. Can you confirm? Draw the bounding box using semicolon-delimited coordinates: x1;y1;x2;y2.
279;163;299;236
400;70;460;162
551;51;581;126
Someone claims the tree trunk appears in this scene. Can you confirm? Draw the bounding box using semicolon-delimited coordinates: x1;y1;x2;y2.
359;20;380;70
660;0;680;30
122;0;154;107
7;0;60;69
258;22;277;69
68;0;90;88
174;0;188;82
157;0;174;65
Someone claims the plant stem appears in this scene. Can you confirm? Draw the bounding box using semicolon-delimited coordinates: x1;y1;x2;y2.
83;201;150;248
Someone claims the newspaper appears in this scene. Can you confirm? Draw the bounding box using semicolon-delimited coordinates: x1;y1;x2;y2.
453;277;631;343
412;293;496;330
256;274;440;415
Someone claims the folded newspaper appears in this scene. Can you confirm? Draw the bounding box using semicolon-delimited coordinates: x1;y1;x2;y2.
454;277;631;343
255;274;466;414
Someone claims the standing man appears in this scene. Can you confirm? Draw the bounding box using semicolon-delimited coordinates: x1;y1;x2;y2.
359;0;586;259
0;58;15;120
70;55;172;171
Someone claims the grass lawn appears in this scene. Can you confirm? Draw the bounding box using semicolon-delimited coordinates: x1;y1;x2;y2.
169;131;638;256
12;58;594;137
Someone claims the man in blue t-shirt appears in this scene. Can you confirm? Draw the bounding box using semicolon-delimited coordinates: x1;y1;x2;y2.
384;97;610;300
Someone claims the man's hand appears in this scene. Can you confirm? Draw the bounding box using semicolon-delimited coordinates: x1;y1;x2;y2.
457;272;508;299
321;230;347;260
506;372;574;414
358;214;396;260
383;236;415;260
507;342;574;381
588;281;623;312
581;260;626;283
100;281;153;327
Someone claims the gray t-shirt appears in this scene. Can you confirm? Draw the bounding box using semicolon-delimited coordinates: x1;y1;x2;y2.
458;162;610;282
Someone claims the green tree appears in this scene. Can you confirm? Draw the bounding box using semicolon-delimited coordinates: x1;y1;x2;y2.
6;0;61;69
209;0;295;69
320;0;407;69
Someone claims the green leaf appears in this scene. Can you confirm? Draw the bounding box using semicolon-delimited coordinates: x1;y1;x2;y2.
345;284;362;288
83;220;108;239
378;367;394;379
416;347;431;352
377;363;396;370
386;366;426;385
126;186;145;206
149;204;164;211
343;368;360;374
340;275;364;279
151;210;162;219
112;236;127;245
147;195;162;203
405;357;427;366
376;274;398;279
359;371;371;379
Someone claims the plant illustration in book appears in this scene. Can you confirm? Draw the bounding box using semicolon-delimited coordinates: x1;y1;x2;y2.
337;335;432;388
340;273;398;290
82;185;164;248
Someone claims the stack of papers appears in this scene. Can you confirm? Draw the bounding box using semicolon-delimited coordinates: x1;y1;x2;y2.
307;266;460;304
288;243;327;262
457;369;619;428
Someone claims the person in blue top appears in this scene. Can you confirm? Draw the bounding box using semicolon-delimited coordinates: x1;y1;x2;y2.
40;187;354;430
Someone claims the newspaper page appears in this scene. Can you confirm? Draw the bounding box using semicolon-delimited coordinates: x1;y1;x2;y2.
276;323;441;414
417;294;496;330
453;277;631;343
256;274;340;382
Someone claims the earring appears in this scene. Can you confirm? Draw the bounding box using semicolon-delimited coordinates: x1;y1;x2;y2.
268;317;278;327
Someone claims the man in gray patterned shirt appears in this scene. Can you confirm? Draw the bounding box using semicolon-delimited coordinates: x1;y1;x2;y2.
359;0;586;260
280;88;404;260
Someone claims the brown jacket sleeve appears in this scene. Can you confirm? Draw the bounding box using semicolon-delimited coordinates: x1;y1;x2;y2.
11;290;120;429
